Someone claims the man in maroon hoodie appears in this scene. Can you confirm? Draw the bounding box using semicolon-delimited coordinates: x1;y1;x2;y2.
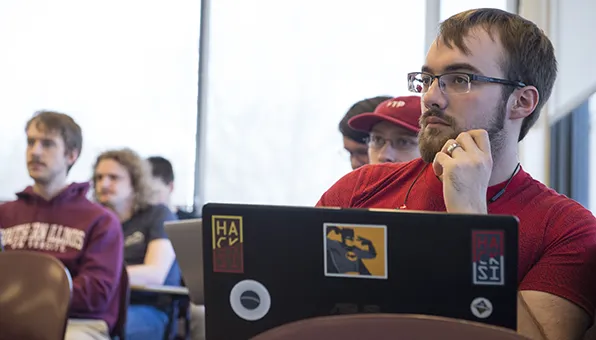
0;111;124;340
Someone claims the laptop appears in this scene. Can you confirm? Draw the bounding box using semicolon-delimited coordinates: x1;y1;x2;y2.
202;203;519;339
164;218;204;305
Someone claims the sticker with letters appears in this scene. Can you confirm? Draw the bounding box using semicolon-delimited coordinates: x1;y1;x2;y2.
324;223;387;279
212;215;244;273
470;297;493;319
472;230;505;285
229;279;271;321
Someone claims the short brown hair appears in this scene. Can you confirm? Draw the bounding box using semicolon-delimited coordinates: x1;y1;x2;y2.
92;148;156;213
438;8;557;141
25;110;83;171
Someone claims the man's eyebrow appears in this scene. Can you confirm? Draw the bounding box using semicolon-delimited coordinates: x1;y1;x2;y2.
421;63;482;75
443;62;482;74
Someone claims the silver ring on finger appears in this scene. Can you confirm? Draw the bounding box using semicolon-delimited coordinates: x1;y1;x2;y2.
446;142;461;157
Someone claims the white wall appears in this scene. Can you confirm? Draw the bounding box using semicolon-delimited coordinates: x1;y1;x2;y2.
549;0;596;123
439;0;510;20
0;0;200;206
200;0;427;206
518;0;596;186
589;94;596;213
517;0;552;184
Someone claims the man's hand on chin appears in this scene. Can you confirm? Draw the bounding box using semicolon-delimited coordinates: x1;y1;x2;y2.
432;129;493;214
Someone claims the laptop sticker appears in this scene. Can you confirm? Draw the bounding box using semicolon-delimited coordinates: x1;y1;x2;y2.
230;279;271;321
472;230;505;285
470;297;493;319
323;223;387;279
212;215;244;273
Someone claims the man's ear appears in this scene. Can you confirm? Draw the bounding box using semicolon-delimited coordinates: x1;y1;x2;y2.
66;149;80;168
168;182;174;194
510;86;540;120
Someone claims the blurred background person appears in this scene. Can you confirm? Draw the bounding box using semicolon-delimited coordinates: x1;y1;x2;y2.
339;96;391;169
93;149;180;340
349;96;422;164
147;156;200;219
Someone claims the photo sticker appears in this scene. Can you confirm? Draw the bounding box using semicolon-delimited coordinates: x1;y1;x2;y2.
472;230;505;285
324;223;387;279
212;215;244;273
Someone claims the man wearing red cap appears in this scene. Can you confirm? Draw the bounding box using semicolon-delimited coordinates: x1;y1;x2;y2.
348;96;422;164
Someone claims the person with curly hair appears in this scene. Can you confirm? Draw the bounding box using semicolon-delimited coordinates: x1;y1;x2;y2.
92;148;180;340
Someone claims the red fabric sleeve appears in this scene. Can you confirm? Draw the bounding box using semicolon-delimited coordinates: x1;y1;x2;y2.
519;199;596;317
70;212;124;313
316;167;370;207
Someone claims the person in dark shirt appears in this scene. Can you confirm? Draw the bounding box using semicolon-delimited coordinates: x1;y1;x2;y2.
147;156;200;220
92;148;180;340
146;155;204;339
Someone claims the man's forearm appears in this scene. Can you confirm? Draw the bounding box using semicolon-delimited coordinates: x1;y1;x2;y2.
517;293;548;340
127;264;164;286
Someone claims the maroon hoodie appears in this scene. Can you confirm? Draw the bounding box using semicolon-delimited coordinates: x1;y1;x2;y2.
0;182;123;331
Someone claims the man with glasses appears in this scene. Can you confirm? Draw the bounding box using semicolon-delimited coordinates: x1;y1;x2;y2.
348;96;421;164
317;8;596;340
338;96;392;169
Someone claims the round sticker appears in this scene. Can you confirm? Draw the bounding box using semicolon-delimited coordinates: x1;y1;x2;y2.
470;297;493;319
230;279;271;321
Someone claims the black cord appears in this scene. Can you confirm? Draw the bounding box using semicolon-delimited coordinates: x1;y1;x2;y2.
399;163;429;209
399;162;521;209
488;162;521;203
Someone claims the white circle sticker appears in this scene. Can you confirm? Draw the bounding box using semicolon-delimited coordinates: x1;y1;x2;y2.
230;279;271;321
470;297;493;319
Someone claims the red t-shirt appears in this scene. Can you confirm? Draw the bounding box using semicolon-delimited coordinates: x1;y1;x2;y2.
317;158;596;317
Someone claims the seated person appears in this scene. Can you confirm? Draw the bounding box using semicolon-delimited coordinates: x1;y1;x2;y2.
0;111;123;340
93;148;180;340
147;156;200;220
147;155;205;340
348;96;422;164
318;9;596;340
339;96;391;169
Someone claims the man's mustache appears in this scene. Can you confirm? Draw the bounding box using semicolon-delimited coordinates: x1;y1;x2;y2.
420;107;455;126
28;158;46;166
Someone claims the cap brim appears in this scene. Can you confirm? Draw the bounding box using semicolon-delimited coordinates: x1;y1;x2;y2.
348;113;420;133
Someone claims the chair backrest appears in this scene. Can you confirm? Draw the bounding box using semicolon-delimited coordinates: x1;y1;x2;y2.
0;251;72;340
111;264;130;340
251;314;528;340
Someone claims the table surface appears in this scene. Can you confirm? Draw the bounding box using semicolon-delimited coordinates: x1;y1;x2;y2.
130;284;189;296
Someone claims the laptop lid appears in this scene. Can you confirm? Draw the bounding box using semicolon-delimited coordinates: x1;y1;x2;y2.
165;218;204;305
202;203;519;339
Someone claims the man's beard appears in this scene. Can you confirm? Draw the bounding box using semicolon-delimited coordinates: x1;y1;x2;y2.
418;100;507;163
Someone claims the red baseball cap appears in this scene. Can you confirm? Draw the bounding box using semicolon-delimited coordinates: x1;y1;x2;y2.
348;96;422;133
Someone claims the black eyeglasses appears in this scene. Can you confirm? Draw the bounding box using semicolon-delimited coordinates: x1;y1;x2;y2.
407;72;526;95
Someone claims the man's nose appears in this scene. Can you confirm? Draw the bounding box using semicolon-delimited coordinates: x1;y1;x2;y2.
422;77;447;111
377;143;397;163
97;177;111;189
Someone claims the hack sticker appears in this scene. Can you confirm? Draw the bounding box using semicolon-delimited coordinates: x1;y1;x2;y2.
212;215;244;273
324;223;387;279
